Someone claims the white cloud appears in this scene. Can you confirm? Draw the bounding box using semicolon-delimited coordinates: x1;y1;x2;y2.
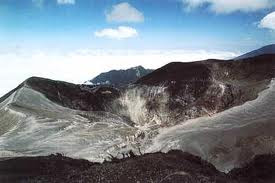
57;0;75;5
259;11;275;31
182;0;275;13
106;2;144;23
94;26;138;39
0;48;237;97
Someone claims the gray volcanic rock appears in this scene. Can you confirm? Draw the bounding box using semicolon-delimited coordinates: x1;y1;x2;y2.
88;66;153;87
131;54;275;126
235;44;275;60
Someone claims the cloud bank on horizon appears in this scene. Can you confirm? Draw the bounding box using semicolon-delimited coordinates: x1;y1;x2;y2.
0;49;238;97
0;0;274;96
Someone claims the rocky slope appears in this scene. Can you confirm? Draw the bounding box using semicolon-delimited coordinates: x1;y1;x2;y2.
1;150;275;183
87;66;153;87
123;54;275;126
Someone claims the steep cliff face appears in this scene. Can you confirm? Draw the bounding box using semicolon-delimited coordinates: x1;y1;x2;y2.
121;54;275;127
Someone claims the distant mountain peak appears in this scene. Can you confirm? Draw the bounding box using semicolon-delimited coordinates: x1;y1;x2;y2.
131;65;143;69
87;66;153;87
235;44;275;60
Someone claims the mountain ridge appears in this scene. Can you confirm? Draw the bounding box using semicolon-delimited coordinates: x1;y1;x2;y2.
235;44;275;60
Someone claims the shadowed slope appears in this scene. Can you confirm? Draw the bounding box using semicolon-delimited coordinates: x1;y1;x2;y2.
0;150;227;183
235;44;275;60
0;77;120;112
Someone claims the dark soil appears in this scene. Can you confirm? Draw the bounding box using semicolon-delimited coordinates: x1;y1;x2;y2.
1;150;275;183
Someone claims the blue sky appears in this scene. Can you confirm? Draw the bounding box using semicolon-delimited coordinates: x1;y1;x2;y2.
1;0;275;51
0;0;275;96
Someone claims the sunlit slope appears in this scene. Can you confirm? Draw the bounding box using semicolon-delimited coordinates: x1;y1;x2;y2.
0;81;135;161
148;79;275;171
